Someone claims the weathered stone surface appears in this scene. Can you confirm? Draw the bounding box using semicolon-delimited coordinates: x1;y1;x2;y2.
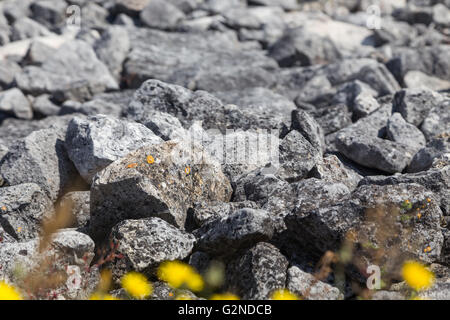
387;112;426;150
31;94;60;117
0;128;78;201
195;209;275;257
0;183;54;241
11;17;52;41
286;266;343;300
65;114;162;183
140;0;186;29
420;100;450;141
393;88;444;127
408;137;449;173
89;140;232;241
108;218;195;279
225;242;288;300
0;60;21;89
291;109;325;152
0;88;33;120
16;40;118;102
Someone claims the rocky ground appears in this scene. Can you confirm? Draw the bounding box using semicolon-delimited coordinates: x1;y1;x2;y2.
0;0;449;300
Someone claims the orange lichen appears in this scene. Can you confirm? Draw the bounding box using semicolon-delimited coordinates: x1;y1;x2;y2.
127;163;138;168
423;246;432;253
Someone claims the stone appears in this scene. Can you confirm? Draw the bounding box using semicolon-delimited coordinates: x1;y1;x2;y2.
107;218;195;279
286;266;343;300
140;0;186;29
65;114;162;183
408;137;449;173
291;109;325;152
11;17;52;41
0;128;78;202
404;70;450;91
248;0;299;10
352;92;380;120
0;60;21;89
31;94;60;117
89;140;232;241
195;209;275;257
314;104;353;135
420;100;450;141
225;242;288;300
58;191;90;229
0;183;54;241
0;88;33;120
16;40;118;102
94;26;130;80
30;0;67;29
393;88;444;127
387;113;426;150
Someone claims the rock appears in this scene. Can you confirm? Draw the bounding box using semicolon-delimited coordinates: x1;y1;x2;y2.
284;183;445;275
58;191;90;229
115;0;151;14
0;128;78;201
248;0;299;10
352;92;380;120
314;104;353;135
195;209;275;257
277;130;322;182
0;60;21;89
335;128;416;174
387;113;426;150
94;26;130;80
89;140;232;241
30;0;67;28
291;109;325;152
408;137;449;173
65;114;162;183
11;17;52;41
269;27;341;67
286;266;343;300
31;94;60;117
16;40;118;102
190;200;259;229
393;88;444;127
309;155;363;191
140;0;186;29
0;183;54;241
0;88;33;120
404;71;450;91
225;242;288;300
419;283;450;300
421;100;450;141
107;218;195;279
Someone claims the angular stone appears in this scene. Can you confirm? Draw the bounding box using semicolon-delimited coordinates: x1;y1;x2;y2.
11;17;52;41
287;266;343;300
421;100;450;141
31;94;60;117
108;218;195;279
408;137;449;173
0;128;78;201
140;0;186;29
387;112;426;150
65;114;162;183
0;88;33;120
195;209;275;257
89;140;232;241
291;109;325;152
0;183;54;241
0;60;21;89
225;242;288;300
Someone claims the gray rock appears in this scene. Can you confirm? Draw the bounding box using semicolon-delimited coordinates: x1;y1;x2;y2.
315;104;353;135
408;137;449;173
421;100;450;141
107;218;195;279
140;0;186;29
404;70;450;91
0;88;33;120
0;60;21;89
352;92;380;120
277;130;322;182
195;209;275;257
0;128;78;201
11;17;52;41
393;88;444;127
115;0;152;14
16;40;118;102
94;26;130;80
284;183;444;272
225;242;288;300
291;109;325;152
0;183;54;241
58;191;90;229
286;266;343;300
89;140;232;241
309;155;363;191
269;27;341;67
65;114;162;183
248;0;299;10
30;0;67;29
419;283;450;300
387;112;426;150
31;94;60;117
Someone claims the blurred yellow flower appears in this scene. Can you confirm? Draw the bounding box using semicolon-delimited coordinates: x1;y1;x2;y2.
210;293;240;300
121;272;153;299
0;281;23;300
157;261;204;292
402;261;434;291
89;293;119;300
147;155;155;164
271;289;300;300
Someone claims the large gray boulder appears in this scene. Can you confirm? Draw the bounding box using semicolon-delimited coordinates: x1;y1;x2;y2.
0;88;33;120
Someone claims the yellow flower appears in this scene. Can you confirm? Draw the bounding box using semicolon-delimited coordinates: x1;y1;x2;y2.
0;281;23;300
121;272;153;299
270;289;300;300
402;261;434;291
157;261;204;292
210;293;240;300
89;293;119;300
147;155;155;164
